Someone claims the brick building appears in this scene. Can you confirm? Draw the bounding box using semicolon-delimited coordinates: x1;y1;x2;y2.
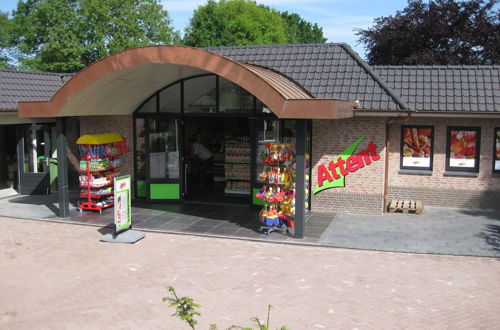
1;44;499;236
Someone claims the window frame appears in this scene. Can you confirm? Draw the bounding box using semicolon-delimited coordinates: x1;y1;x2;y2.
445;126;481;173
400;125;434;171
493;127;500;174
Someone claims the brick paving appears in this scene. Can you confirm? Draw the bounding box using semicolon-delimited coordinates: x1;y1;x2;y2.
1;216;499;329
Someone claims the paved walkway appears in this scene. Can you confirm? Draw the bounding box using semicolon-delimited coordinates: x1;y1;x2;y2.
1;217;499;329
0;193;499;257
320;208;500;257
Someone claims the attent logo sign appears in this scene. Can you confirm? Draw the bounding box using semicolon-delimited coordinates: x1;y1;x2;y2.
313;136;380;194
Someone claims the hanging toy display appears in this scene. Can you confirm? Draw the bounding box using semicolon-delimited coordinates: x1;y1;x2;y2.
256;142;296;235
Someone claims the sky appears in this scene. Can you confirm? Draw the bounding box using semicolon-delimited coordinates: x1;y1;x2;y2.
0;0;411;59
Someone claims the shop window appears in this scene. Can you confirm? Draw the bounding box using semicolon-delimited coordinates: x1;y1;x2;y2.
22;126;48;173
400;125;434;170
494;128;500;174
446;126;481;172
136;96;157;114
254;119;279;182
134;119;146;180
282;120;297;144
184;75;217;113
148;119;179;179
219;78;254;113
159;83;181;113
134;118;147;197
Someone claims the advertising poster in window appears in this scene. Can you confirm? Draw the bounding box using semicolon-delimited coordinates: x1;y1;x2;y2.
449;130;478;168
402;126;433;168
114;175;131;233
495;128;500;171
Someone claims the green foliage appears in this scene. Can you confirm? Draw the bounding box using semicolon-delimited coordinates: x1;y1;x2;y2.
164;289;289;330
280;11;326;44
163;286;201;330
9;0;180;72
183;0;326;47
356;0;500;65
183;0;287;47
0;11;13;68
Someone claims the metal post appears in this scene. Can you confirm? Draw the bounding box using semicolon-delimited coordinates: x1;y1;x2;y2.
295;119;306;238
56;117;70;218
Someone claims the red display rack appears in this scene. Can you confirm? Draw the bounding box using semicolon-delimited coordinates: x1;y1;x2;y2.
76;133;128;213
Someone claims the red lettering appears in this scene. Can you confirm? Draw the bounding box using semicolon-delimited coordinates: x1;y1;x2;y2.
367;142;380;161
346;156;359;172
337;157;348;176
317;164;333;187
356;149;371;167
328;160;341;179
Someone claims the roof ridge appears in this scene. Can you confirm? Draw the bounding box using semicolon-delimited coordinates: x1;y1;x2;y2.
340;44;410;110
205;42;345;50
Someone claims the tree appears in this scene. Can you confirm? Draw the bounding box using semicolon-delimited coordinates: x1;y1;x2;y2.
183;0;327;47
280;11;326;44
9;0;180;72
0;11;12;68
356;0;500;65
183;0;287;47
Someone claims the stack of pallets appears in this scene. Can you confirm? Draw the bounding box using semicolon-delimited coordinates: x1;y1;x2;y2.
388;200;424;214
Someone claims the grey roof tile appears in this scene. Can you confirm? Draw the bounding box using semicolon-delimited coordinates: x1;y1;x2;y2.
373;64;499;112
0;69;73;110
2;44;498;114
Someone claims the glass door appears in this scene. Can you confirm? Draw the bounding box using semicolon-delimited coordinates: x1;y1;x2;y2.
17;125;51;195
145;118;181;202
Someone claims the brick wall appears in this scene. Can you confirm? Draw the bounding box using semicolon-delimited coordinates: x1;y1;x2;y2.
78;115;134;186
311;118;387;214
387;117;500;211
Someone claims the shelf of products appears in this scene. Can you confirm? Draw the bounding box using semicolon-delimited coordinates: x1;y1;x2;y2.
224;136;251;195
255;142;296;235
77;133;128;213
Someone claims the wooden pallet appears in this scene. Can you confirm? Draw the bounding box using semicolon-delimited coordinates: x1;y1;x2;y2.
388;200;424;215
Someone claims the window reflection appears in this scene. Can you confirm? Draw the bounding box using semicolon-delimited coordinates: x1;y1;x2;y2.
184;76;217;113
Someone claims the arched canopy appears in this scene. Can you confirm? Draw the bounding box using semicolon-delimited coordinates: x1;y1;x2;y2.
19;46;354;119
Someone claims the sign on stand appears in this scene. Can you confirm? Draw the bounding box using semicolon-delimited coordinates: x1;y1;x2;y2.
114;175;132;233
100;174;144;243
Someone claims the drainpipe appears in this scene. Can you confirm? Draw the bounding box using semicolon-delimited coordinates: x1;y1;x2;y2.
383;113;412;213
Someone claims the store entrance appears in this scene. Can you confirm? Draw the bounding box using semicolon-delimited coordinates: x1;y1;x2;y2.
183;116;251;204
0;125;18;192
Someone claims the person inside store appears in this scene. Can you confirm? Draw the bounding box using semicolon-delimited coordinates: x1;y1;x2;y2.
188;136;214;190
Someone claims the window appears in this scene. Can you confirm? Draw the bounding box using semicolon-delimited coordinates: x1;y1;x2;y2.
159;83;181;113
446;127;480;172
494;128;500;174
184;75;217;113
136;96;156;114
400;125;433;170
148;119;179;179
219;78;254;113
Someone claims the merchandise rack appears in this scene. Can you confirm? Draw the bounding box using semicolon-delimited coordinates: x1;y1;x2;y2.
224;136;251;196
77;133;128;213
255;142;296;235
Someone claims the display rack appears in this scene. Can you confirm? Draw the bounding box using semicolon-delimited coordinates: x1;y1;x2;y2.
77;133;128;213
255;143;296;235
224;136;251;195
